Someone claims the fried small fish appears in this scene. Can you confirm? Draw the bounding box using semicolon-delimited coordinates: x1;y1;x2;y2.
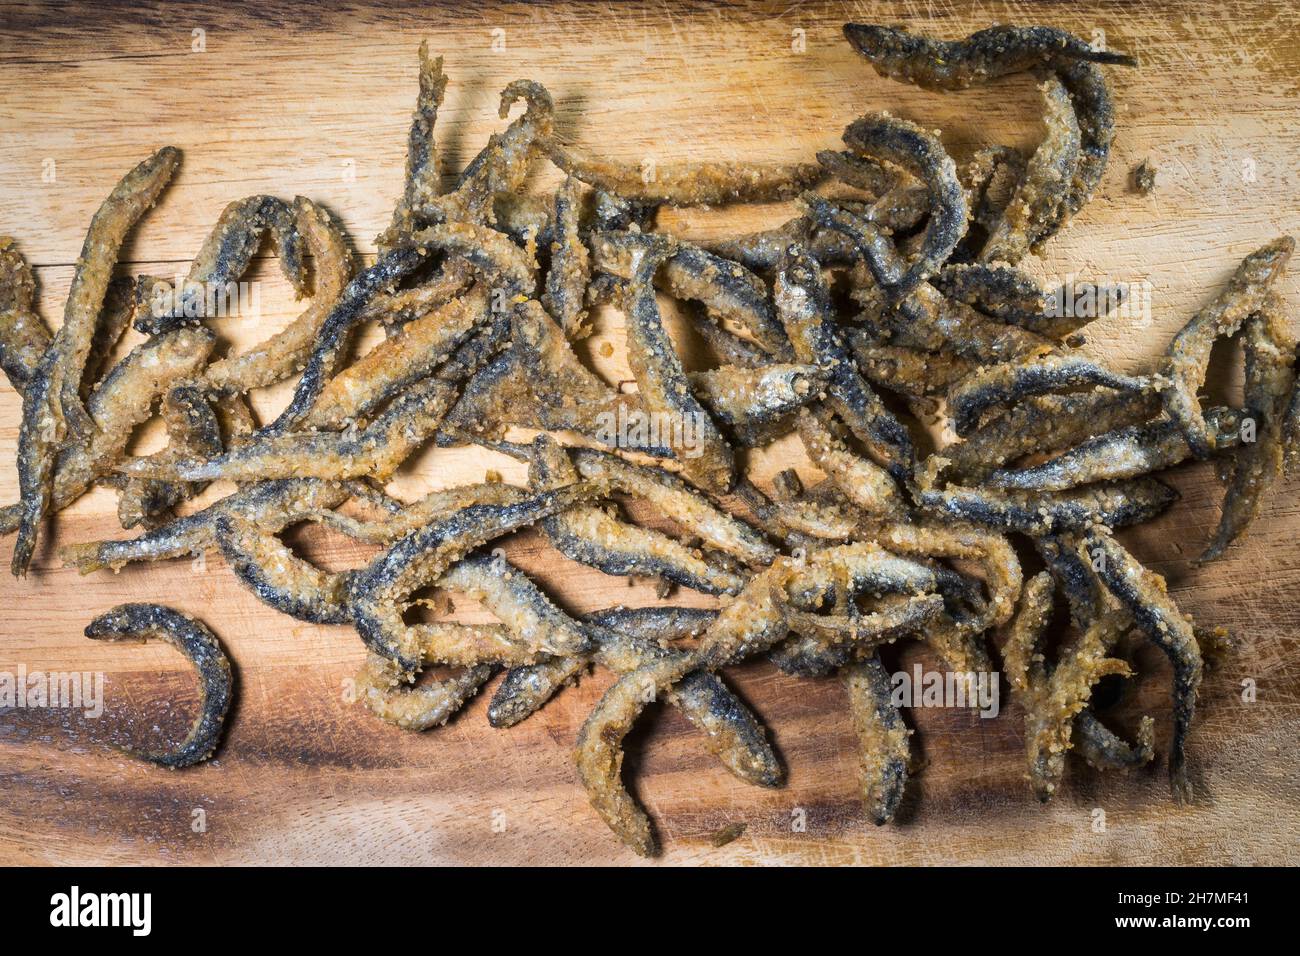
837;113;967;298
776;245;917;481
1162;237;1294;458
846;653;911;824
1082;530;1202;802
988;407;1246;491
349;483;604;673
620;234;735;492
84;603;232;767
542;176;591;338
355;654;494;732
980;75;1081;263
14;146;181;575
135;194;306;334
377;40;450;249
843;24;1136;89
947;352;1153;436
1201;299;1296;561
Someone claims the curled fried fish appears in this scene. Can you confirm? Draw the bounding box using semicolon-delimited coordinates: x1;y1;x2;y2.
430;80;555;227
591;231;791;359
1005;569;1134;801
621;234;734;491
835;113;968;298
1074;710;1156;771
575;564;802;853
575;653;699;855
843;25;1133;233
349;483;603;672
578;544;936;853
135;194;306;334
202;197;354;395
1201;300;1297;561
1162;237;1294;458
355;654;494;732
213;512;354;624
1082;529;1202;801
1028;607;1134;799
1054;59;1124;225
84;603;232;767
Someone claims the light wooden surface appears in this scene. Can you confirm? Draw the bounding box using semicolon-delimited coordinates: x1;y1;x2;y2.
0;0;1298;865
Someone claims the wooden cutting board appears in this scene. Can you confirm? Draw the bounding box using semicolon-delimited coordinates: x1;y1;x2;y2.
1;0;1297;865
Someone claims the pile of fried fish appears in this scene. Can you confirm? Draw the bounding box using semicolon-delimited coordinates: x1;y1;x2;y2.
1;24;1294;856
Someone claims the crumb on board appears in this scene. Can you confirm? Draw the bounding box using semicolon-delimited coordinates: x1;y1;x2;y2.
1131;159;1157;194
710;821;747;847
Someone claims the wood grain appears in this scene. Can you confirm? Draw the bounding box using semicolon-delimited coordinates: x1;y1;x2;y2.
0;0;1298;865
